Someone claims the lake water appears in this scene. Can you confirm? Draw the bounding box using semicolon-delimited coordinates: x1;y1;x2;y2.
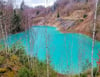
0;26;100;74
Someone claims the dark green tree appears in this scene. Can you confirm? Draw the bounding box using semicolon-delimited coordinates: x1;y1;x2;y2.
83;14;88;18
20;1;25;11
86;0;88;2
17;67;32;77
0;11;2;15
57;12;60;18
36;11;40;15
11;10;23;34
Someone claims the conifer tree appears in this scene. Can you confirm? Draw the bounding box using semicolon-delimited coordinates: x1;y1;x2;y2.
11;10;23;34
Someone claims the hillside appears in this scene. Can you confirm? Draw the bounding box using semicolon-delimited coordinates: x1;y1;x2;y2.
0;43;57;77
28;0;100;41
0;0;100;41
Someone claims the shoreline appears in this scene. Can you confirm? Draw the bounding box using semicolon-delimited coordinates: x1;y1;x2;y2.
32;25;100;41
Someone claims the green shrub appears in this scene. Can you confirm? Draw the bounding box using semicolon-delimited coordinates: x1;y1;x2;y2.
83;14;88;18
0;11;3;15
57;12;60;18
11;10;24;34
93;67;97;76
79;19;84;22
10;42;26;56
17;67;32;77
93;67;100;76
0;55;5;64
73;74;79;77
80;73;87;77
0;44;4;51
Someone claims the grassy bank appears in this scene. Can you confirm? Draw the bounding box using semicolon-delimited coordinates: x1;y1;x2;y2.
0;43;57;77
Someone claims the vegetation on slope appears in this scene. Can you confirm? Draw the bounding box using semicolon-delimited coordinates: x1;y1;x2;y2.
0;42;100;77
10;10;24;34
0;42;57;77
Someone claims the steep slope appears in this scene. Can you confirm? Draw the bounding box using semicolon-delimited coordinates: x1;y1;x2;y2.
31;0;100;40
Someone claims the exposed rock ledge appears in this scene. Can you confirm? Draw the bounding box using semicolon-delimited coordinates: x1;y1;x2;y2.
32;10;100;41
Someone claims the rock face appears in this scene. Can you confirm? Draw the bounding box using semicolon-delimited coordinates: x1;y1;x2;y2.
25;0;100;41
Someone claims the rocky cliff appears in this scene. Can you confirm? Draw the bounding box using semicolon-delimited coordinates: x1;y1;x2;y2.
29;0;100;41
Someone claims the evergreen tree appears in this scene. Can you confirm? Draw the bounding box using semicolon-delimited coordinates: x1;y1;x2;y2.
20;0;25;11
11;10;23;34
57;12;60;18
36;11;40;15
86;0;88;2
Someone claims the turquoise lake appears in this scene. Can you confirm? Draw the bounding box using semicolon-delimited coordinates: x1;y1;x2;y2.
0;26;100;74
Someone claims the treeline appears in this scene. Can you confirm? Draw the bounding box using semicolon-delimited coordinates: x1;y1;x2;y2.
0;0;32;38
